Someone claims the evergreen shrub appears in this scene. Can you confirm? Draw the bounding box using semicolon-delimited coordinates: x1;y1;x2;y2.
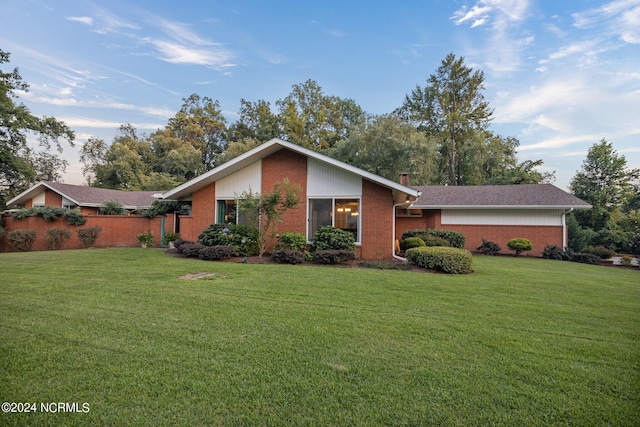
77;226;102;248
406;246;473;274
401;229;465;249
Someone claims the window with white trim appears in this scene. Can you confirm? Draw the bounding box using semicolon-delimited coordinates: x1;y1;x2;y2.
308;198;360;243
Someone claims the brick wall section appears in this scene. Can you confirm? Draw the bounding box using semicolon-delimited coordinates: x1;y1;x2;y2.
185;183;216;242
361;179;395;260
444;224;562;257
261;149;308;249
394;208;563;257
0;214;170;252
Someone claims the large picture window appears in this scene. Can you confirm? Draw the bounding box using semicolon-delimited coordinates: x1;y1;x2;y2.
217;199;255;226
308;198;360;243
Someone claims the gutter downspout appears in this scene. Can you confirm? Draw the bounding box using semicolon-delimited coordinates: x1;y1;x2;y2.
392;201;412;262
562;208;573;249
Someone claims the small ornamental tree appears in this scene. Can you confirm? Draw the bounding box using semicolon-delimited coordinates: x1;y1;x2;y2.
8;229;37;251
77;226;102;248
236;178;302;257
507;238;532;256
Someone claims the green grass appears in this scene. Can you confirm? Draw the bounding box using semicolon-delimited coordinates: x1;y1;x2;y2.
1;249;638;426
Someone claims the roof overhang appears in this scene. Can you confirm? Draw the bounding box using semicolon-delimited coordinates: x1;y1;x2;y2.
161;138;420;203
6;181;81;207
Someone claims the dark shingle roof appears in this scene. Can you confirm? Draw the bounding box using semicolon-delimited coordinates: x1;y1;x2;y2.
411;184;591;209
43;182;159;208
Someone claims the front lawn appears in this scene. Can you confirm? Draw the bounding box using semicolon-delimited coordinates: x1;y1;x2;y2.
1;249;638;426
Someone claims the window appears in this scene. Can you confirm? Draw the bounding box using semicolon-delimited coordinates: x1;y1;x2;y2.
308;198;360;243
217;199;256;226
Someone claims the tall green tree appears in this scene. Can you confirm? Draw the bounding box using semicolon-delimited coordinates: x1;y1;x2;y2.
276;79;364;150
227;99;281;143
570;138;638;229
330;116;439;185
0;49;74;207
167;94;228;169
396;53;493;185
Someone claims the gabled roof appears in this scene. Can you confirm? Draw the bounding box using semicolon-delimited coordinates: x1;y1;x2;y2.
411;184;591;209
7;181;160;209
160;138;420;202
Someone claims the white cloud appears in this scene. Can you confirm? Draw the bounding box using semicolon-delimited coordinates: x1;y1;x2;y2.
67;16;93;26
59;117;164;130
572;0;640;44
144;38;235;69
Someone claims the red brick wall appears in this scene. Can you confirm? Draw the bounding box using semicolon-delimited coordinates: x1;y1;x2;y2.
187;183;216;242
395;209;563;256
45;191;62;207
261;149;308;249
361;179;394;260
0;214;170;252
443;224;562;256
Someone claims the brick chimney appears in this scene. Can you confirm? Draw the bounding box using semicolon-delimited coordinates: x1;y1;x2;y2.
399;173;410;186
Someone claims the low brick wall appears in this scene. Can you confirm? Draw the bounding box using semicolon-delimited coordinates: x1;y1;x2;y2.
0;214;175;252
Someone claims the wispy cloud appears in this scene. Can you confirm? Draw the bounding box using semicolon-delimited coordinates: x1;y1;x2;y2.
143;38;234;69
572;0;640;44
452;0;533;73
59;117;164;130
67;16;93;26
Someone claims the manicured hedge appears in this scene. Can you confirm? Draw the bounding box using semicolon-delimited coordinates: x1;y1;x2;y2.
313;249;356;265
198;245;236;261
406;246;473;274
401;229;465;249
271;249;306;264
400;237;426;251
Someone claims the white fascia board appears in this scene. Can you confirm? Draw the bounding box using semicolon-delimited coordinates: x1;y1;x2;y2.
410;204;592;210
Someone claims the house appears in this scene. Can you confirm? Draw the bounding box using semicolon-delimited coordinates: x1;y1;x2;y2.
396;184;591;256
6;181;160;215
160;138;420;260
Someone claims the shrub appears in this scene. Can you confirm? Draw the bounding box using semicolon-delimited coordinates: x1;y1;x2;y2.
177;242;206;258
477;239;501;256
311;226;356;252
406;246;473;274
173;239;193;251
99;200;127;215
507;238;533;256
162;232;181;246
77;226;102;248
136;231;154;247
45;228;71;250
400;237;426;251
8;229;37;252
275;231;307;251
198;223;259;256
619;256;633;267
198;245;236;261
401;229;465;249
542;244;564;260
570;252;600;265
12;206;86;225
313;249;356;265
582;245;615;260
271;249;306;264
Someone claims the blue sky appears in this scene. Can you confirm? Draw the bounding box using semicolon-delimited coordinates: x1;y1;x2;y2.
2;0;639;190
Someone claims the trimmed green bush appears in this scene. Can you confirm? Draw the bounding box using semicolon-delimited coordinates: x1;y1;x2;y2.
311;226;356;252
477;239;501;256
400;237;426;251
198;245;236;261
271;249;306;264
77;226;102;248
8;229;37;252
45;228;71;250
401;229;465;249
198;223;259;256
570;252;600;265
583;245;615;260
542;244;564;260
275;231;307;251
177;242;206;258
422;235;450;247
406;246;473;274
507;238;533;256
313;249;356;265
